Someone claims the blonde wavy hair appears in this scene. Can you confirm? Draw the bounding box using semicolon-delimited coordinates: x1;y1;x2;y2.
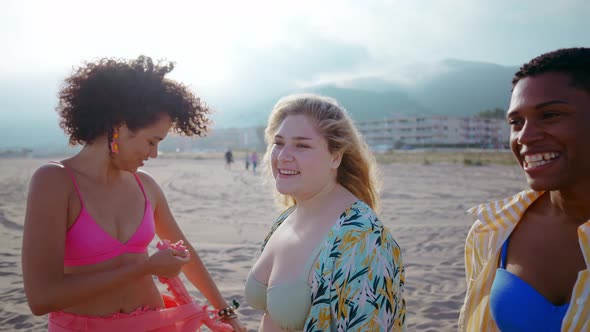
263;93;381;212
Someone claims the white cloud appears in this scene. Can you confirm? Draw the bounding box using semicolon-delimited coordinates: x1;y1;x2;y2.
1;0;589;100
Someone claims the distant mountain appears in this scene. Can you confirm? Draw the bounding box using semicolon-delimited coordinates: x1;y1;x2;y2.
309;86;428;121
407;59;518;115
214;59;518;127
0;59;520;150
326;77;407;93
210;85;427;127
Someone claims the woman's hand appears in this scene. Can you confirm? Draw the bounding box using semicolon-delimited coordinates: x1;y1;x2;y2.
226;317;247;332
145;247;190;278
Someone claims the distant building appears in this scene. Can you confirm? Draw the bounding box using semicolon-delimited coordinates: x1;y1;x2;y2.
357;115;509;150
0;148;34;158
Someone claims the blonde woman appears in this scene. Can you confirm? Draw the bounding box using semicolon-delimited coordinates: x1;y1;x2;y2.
245;94;406;331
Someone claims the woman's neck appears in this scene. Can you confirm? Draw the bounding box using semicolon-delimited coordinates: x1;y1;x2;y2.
69;140;124;184
294;182;355;220
548;185;590;225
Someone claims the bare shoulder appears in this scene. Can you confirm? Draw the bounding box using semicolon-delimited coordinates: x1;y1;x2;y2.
33;162;69;177
28;163;73;196
135;170;161;191
135;170;166;205
24;163;73;231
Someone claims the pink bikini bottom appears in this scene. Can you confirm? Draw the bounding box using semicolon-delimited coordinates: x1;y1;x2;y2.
48;296;232;332
48;241;233;331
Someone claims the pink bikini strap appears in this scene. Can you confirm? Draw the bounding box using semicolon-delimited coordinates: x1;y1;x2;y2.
49;161;84;207
133;173;148;201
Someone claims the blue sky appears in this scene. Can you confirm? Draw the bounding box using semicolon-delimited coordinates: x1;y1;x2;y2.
1;0;589;148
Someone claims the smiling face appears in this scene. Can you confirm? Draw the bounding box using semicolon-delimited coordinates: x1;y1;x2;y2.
270;114;341;201
113;114;172;172
507;72;590;191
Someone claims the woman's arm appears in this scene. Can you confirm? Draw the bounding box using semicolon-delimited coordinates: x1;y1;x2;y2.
144;172;229;309
141;172;245;331
21;166;188;315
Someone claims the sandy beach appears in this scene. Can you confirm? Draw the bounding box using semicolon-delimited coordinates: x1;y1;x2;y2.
0;157;526;332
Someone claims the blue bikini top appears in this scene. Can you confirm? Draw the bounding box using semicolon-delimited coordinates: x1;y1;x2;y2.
489;237;570;332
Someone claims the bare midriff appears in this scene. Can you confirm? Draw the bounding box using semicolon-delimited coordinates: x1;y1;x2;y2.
62;252;164;315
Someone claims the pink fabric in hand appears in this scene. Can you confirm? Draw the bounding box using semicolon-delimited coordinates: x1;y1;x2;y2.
156;240;193;304
156;239;233;332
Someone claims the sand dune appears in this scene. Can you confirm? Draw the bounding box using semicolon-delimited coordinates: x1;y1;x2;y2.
0;157;525;331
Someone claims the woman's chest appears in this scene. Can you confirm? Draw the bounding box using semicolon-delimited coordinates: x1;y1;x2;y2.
256;225;327;285
505;221;587;304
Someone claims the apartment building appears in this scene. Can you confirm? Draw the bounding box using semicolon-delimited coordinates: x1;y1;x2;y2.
357;115;509;150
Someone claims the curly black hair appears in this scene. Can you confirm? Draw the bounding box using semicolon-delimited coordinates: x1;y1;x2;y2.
57;55;210;146
512;47;590;92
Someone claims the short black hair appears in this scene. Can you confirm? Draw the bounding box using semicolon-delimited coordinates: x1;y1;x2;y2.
57;55;210;145
512;47;590;92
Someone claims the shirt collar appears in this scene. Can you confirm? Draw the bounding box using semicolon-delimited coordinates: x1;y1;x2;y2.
468;189;544;234
469;189;590;268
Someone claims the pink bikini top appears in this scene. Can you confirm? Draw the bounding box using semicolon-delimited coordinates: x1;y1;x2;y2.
60;165;156;266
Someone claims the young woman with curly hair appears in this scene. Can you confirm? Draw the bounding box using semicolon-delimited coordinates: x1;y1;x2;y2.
21;56;246;332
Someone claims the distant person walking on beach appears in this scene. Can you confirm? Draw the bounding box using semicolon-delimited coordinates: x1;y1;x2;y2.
460;48;590;331
21;56;245;332
224;148;234;170
245;94;405;331
244;152;250;170
250;151;259;173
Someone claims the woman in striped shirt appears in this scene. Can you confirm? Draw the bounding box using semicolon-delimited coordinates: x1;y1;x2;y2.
460;48;590;332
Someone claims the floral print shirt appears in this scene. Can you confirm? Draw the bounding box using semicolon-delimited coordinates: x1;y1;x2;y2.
262;200;406;331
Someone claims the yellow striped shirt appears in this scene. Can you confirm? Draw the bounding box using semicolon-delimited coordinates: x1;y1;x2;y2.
459;190;590;331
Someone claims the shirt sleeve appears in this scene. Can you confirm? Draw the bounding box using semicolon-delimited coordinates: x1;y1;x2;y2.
330;225;406;331
464;220;484;291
